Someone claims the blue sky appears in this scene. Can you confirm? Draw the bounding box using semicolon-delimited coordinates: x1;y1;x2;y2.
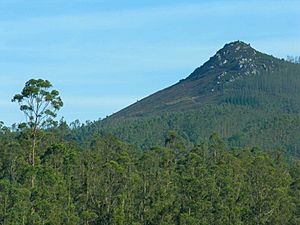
0;0;299;125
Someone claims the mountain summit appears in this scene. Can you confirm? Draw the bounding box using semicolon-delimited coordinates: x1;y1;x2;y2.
187;41;279;88
109;41;299;119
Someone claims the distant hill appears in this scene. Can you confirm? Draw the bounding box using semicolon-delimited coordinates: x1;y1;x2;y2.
109;41;299;118
81;41;300;158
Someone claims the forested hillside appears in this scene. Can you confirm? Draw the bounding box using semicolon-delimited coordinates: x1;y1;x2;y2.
82;41;300;158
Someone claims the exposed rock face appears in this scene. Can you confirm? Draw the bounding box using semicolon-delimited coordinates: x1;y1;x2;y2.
187;41;279;90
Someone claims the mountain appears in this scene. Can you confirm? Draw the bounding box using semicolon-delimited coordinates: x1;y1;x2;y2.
82;41;300;157
109;41;298;119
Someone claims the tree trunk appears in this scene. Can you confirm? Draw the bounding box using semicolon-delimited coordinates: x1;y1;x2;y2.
31;131;37;188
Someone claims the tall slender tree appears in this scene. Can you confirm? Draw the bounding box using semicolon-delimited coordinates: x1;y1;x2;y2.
12;79;63;187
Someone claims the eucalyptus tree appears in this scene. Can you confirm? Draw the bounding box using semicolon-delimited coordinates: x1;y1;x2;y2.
12;79;63;187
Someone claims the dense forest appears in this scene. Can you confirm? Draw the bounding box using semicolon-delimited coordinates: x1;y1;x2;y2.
0;122;300;224
0;78;299;225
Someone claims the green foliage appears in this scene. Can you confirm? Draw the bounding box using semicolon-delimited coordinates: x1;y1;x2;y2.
87;104;300;158
12;79;64;188
0;127;299;224
12;79;63;129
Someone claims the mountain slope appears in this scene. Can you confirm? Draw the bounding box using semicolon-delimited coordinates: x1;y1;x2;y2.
110;41;299;119
83;41;300;157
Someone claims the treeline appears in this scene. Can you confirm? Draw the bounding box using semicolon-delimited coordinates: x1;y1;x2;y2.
0;125;300;225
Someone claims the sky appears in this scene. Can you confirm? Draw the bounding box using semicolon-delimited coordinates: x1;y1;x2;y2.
0;0;299;126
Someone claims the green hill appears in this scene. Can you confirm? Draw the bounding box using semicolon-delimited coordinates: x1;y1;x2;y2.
83;41;300;157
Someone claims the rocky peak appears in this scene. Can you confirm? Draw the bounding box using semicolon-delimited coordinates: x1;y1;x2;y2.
187;41;279;89
216;41;255;60
216;41;257;63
